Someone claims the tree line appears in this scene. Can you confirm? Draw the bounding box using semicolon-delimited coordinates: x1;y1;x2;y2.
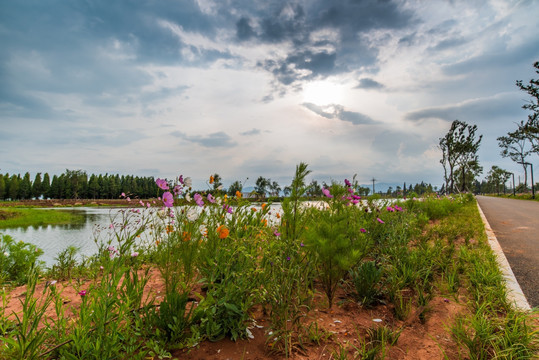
439;61;539;194
0;170;160;201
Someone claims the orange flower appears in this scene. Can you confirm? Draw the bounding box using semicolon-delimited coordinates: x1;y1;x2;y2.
217;225;229;239
209;175;214;184
276;213;281;219
236;190;242;198
181;231;191;242
166;225;174;234
251;207;257;212
261;203;267;210
261;219;268;227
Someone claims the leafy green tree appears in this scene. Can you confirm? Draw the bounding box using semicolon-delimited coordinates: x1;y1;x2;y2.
306;180;322;197
42;173;51;199
486;166;511;195
19;172;32;200
32;173;42;199
516;61;539;156
0;174;5;200
88;174;100;199
497;124;532;189
254;176;270;198
8;175;19;200
269;180;281;197
227;180;243;196
439;120;483;193
49;175;60;199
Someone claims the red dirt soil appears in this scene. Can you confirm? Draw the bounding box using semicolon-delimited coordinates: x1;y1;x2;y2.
3;267;471;360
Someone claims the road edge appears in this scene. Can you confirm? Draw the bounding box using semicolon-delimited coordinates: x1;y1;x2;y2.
475;199;532;311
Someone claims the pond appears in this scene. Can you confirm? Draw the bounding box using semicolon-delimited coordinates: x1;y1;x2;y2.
1;207;129;267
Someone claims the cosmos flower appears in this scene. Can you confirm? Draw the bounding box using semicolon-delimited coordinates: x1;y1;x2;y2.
173;185;182;195
162;191;174;208
236;190;242;198
178;175;184;185
207;193;216;203
209;175;214;184
322;188;333;198
194;193;204;207
274;230;281;237
377;218;385;224
78;290;87;297
156;178;169;190
217;225;229;239
360;228;366;233
344;179;352;187
131;252;139;257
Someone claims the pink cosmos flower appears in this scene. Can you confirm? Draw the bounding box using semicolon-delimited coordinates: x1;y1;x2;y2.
360;228;366;233
377;218;385;224
121;192;126;197
207;193;216;203
274;230;281;237
156;178;169;190
386;206;394;212
162;191;174;208
395;205;403;212
78;290;87;297
178;175;184;185
352;195;361;200
223;204;233;214
173;185;182;195
344;179;352;187
194;193;204;207
131;252;139;257
322;188;333;198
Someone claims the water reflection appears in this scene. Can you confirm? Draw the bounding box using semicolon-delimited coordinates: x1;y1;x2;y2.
1;207;125;267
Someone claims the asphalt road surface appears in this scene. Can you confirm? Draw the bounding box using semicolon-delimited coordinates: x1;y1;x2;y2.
476;195;539;308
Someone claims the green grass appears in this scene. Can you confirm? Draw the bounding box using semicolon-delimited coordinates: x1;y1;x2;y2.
0;208;85;229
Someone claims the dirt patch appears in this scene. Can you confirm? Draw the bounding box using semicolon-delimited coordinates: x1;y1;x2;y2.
2;270;472;360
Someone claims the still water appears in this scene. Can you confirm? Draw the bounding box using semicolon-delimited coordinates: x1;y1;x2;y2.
1;207;127;266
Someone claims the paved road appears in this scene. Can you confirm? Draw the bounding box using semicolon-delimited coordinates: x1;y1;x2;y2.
476;196;539;308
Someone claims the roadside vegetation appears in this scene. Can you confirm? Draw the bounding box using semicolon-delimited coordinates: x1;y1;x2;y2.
0;164;537;359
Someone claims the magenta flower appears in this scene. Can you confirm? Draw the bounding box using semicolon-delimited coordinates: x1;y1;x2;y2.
162;191;174;208
274;230;281;237
386;206;394;212
207;193;216;203
377;218;384;224
322;188;333;198
194;193;204;207
131;252;139;257
223;204;233;214
395;205;403;212
344;179;352;187
78;290;87;297
347;187;354;194
178;175;184;185
173;185;182;195
360;228;366;233
351;200;359;205
156;178;169;190
300;242;305;247
121;192;126;197
352;195;361;200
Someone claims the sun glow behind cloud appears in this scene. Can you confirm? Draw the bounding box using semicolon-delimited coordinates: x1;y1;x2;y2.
302;81;344;106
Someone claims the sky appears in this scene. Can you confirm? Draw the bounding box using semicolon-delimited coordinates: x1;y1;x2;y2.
1;0;538;191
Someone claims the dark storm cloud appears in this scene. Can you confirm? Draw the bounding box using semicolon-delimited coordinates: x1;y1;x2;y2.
171;131;237;148
0;0;226;119
356;78;385;90
303;102;376;125
235;0;416;86
405;94;526;123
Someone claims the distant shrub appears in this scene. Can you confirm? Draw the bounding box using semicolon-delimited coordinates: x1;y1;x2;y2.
0;234;43;285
